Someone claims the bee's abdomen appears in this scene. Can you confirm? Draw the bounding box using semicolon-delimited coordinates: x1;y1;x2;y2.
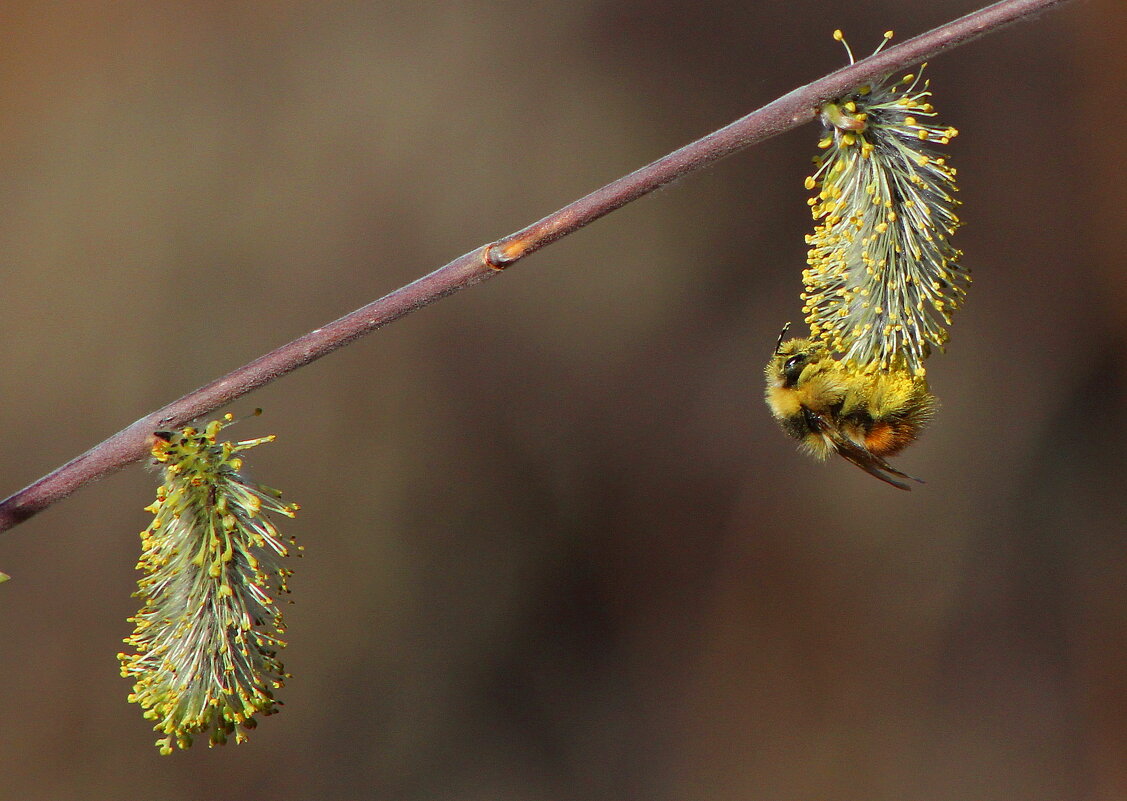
863;420;920;456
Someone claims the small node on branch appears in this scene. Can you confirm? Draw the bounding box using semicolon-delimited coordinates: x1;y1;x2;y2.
486;242;521;269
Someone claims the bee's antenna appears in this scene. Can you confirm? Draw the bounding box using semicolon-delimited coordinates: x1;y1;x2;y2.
774;322;792;355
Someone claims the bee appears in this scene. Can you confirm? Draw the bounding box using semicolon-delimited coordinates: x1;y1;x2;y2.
764;325;936;490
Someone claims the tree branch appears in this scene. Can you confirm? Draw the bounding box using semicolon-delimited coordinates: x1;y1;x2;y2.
0;0;1074;533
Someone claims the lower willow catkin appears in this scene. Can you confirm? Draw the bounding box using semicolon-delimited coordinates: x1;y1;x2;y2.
802;31;968;375
765;32;967;487
118;414;300;754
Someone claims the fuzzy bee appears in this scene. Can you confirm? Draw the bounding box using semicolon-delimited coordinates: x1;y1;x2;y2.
764;327;935;490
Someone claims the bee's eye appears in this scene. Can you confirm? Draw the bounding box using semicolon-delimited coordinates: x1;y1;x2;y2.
782;354;808;385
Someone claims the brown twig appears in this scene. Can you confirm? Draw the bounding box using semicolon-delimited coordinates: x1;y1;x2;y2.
0;0;1075;533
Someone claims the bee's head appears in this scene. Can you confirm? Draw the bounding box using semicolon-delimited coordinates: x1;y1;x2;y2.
767;336;830;388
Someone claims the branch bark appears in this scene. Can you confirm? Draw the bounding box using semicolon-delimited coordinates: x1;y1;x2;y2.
0;0;1075;533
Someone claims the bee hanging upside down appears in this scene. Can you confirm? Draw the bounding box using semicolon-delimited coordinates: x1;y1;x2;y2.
764;326;936;490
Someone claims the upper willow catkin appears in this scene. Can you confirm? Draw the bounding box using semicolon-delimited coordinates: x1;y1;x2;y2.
118;414;300;754
802;31;968;375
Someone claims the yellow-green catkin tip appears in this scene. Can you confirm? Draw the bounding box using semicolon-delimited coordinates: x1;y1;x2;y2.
119;414;299;753
802;30;968;375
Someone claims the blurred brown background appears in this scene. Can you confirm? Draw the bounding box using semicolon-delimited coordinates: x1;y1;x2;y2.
0;1;1124;799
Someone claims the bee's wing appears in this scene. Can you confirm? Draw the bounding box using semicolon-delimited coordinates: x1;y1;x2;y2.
829;435;920;491
804;409;923;491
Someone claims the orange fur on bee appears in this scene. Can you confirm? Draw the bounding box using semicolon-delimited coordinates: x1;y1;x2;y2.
861;421;914;456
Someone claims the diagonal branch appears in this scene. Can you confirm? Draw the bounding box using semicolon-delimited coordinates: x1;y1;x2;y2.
0;0;1074;533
